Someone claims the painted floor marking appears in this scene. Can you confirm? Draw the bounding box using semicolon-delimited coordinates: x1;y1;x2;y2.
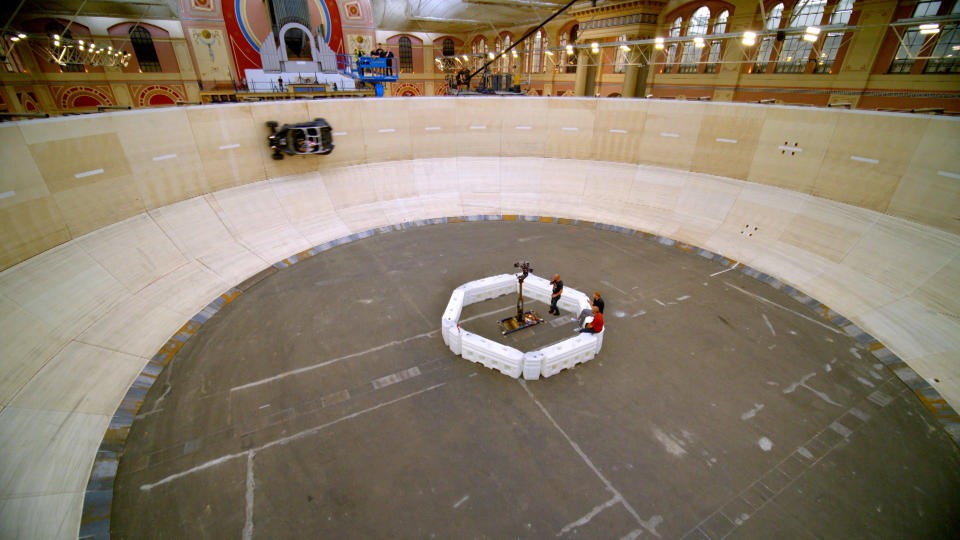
141;383;446;491
218;143;240;150
453;495;470;509
0;190;14;200
152;153;177;161
710;263;738;277
424;126;441;131
659;132;680;138
520;380;661;537
850;155;879;164
75;168;104;178
230;330;437;392
723;281;843;335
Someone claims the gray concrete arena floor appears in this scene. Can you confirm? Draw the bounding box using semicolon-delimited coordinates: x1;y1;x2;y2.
111;221;960;539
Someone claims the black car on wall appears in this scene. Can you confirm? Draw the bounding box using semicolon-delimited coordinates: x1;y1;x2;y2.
266;118;334;160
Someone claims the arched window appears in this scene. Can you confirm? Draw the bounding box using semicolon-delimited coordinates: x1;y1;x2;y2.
526;29;547;73
714;10;729;33
130;26;161;72
789;0;826;28
398;36;413;73
669;17;683;37
496;34;512;72
472;36;487;70
442;38;455;57
816;0;854;73
766;3;784;30
689;6;710;35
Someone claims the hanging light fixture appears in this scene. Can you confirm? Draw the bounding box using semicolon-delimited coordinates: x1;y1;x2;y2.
919;23;940;35
694;37;705;48
742;31;757;46
654;37;665;50
803;26;821;42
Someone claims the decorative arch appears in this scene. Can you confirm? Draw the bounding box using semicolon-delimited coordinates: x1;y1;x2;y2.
392;82;423;97
135;85;186;107
56;86;113;109
277;22;316;62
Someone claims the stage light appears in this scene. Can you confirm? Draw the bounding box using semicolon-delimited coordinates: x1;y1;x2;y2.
742;31;756;46
654;37;664;50
694;37;705;48
919;23;939;35
590;42;599;53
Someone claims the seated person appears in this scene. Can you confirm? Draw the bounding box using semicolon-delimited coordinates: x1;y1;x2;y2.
577;291;604;328
576;305;604;334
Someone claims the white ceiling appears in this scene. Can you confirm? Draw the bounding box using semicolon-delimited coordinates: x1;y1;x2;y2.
370;0;578;33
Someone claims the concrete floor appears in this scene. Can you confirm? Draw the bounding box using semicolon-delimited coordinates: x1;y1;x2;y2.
112;221;960;539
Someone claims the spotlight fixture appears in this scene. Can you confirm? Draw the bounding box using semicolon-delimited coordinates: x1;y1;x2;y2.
694;37;705;48
512;50;519;58
803;26;821;42
544;50;553;56
590;41;599;53
742;31;757;46
17;33;27;39
919;23;940;35
488;51;495;59
565;44;574;54
620;44;630;51
654;37;665;50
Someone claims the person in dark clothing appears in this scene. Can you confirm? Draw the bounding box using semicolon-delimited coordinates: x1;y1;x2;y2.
549;274;563;316
577;305;604;334
385;50;394;76
577;291;604;329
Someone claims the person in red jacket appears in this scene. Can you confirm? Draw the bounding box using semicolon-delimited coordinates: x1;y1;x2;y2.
577;305;603;334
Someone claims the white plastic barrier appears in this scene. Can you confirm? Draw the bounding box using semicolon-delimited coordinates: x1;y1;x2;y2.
560;289;592;315
461;331;525;378
519;274;553;304
539;333;601;378
441;274;604;380
461;274;517;304
523;351;544;380
442;288;465;354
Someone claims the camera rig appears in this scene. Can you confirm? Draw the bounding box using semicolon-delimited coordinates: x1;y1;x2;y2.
498;260;544;335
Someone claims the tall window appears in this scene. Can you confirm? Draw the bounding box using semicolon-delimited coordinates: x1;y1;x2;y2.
565;24;578;73
663;43;678;73
830;0;853;25
754;37;775;72
889;29;925;73
814;0;854;73
789;0;826;28
398;36;413;73
130;26;161;72
714;10;729;33
753;3;783;73
766;3;784;31
924;24;960;73
669;17;683;38
689;6;710;35
705;40;722;72
496;34;512;72
559;30;569;69
815;32;844;72
442;38;455;57
913;1;941;17
526;29;547;73
614;34;628;73
472;37;487;70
